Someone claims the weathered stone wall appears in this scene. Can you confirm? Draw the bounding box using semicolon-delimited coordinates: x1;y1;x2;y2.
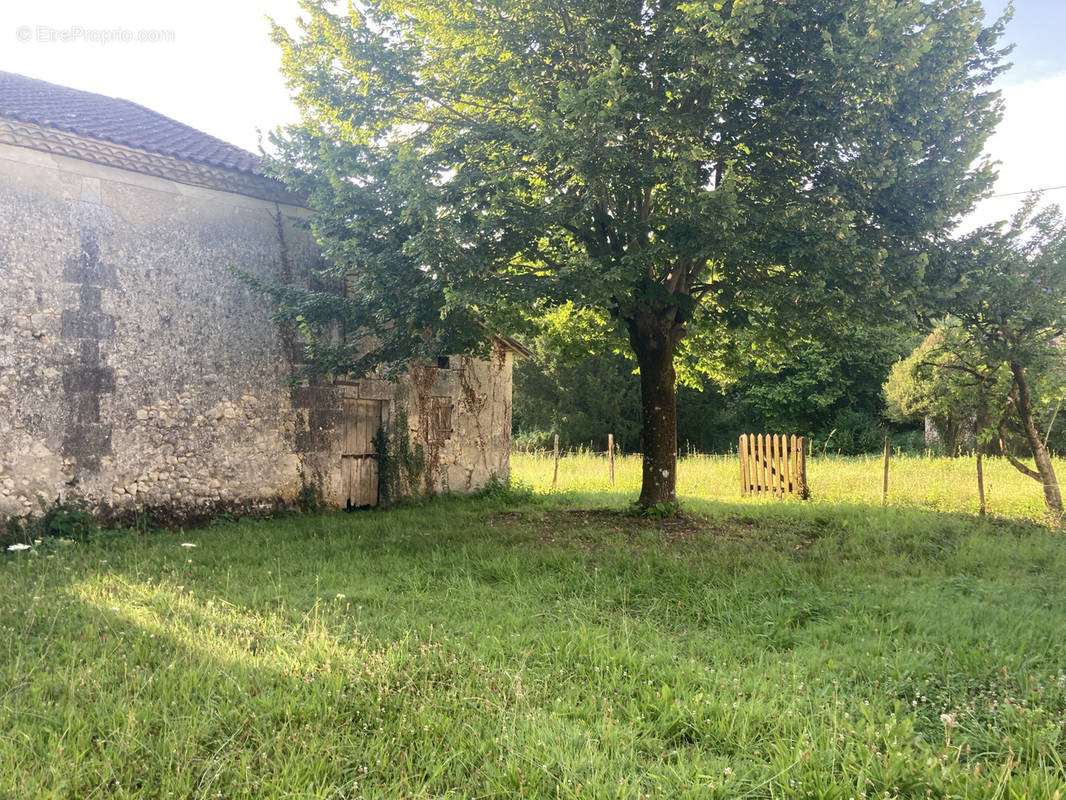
404;350;513;494
0;142;313;518
0;140;514;522
282;347;514;508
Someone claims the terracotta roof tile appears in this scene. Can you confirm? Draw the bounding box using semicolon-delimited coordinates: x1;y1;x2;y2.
0;71;262;174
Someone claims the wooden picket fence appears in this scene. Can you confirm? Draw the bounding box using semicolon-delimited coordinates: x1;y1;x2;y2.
739;434;809;498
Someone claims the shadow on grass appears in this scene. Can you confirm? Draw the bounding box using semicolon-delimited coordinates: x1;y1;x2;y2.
5;494;1066;797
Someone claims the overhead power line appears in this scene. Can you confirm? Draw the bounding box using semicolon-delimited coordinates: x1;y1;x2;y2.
986;184;1066;199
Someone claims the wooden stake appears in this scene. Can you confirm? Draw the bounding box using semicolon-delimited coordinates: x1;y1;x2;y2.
785;434;792;494
750;433;757;494
881;435;890;506
788;434;797;495
771;433;781;496
1045;400;1061;448
977;451;986;516
749;434;757;494
608;433;615;487
758;433;767;495
552;434;560;491
772;435;778;494
781;435;788;495
739;434;749;495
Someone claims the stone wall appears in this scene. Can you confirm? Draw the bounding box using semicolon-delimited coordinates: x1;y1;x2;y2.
291;353;514;506
405;351;513;494
0;140;513;523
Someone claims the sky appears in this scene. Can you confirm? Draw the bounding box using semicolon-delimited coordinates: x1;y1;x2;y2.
0;0;1063;231
966;0;1066;228
0;1;303;153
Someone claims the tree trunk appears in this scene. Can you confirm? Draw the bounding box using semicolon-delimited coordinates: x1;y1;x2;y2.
1010;361;1063;517
628;311;684;508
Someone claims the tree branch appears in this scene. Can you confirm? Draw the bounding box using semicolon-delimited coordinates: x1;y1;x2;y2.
999;421;1041;480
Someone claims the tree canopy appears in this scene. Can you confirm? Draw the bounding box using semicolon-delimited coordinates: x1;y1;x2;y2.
517;321;912;454
883;326;986;454
265;0;1008;505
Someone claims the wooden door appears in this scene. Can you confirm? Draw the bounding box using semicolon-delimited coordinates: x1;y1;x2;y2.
342;398;386;508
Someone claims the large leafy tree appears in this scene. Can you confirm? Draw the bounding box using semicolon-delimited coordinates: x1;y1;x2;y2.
266;0;1006;506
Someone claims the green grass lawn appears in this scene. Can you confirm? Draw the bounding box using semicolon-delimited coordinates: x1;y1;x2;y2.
3;464;1066;798
513;450;1066;524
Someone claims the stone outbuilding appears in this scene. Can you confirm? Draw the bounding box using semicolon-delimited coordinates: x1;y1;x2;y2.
0;71;522;522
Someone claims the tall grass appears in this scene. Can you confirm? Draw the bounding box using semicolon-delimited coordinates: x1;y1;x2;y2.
512;450;1062;523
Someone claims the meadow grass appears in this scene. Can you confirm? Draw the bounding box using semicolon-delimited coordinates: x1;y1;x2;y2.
3;472;1066;798
512;450;1065;524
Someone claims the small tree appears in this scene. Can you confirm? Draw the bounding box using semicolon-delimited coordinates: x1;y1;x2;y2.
883;327;985;455
903;203;1066;516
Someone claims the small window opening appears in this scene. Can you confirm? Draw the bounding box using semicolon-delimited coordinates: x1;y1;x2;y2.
427;397;453;443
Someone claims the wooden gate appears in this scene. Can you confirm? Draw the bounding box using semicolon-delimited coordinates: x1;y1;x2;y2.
342;398;388;508
739;434;808;498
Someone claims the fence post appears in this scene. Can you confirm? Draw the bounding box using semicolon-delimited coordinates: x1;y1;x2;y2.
608;433;615;487
552;434;560;491
798;436;808;499
881;436;890;506
976;451;986;515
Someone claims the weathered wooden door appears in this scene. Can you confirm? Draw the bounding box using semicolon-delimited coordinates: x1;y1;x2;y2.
342;398;387;508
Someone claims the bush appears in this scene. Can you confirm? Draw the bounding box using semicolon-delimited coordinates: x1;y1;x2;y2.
511;429;556;453
809;411;888;456
471;475;537;504
4;493;98;545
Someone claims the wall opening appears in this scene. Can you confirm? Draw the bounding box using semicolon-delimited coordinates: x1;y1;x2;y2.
341;398;388;508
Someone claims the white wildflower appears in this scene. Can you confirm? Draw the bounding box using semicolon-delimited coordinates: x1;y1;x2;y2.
7;543;31;551
180;542;197;548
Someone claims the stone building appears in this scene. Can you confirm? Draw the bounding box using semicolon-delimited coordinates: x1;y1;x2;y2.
0;71;521;522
